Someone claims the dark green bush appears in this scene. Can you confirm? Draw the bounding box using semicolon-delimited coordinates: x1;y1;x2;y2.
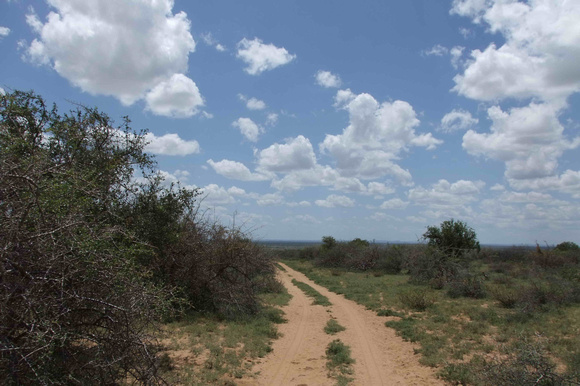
446;271;487;299
399;288;435;311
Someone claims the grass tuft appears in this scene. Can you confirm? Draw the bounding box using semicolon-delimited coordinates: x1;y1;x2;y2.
291;279;332;306
324;318;346;335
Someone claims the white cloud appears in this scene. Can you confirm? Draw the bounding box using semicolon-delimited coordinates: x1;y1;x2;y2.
145;132;200;156
200;32;226;51
316;70;342;88
365;182;395;197
0;26;10;39
200;184;237;206
145;74;204;118
380;198;409;210
232;117;264;142
257;135;317;173
270;165;340;192
409;179;485;209
257;193;284;206
266;113;278;126
25;0;198;108
236;37;296;75
238;94;266;110
450;46;465;69
321;90;442;183
440;109;478;132
463;103;579;182
315;194;355;208
287;201;311;207
508;170;580;198
282;214;320;224
207;159;270;181
423;44;448;56
452;0;580;103
246;97;266;110
490;183;505;191
0;88;5;95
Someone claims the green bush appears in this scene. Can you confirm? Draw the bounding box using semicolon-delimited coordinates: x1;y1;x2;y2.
446;271;487;299
555;241;579;252
399;288;436;311
422;219;480;258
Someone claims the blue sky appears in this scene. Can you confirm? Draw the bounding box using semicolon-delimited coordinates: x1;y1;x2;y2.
1;0;579;244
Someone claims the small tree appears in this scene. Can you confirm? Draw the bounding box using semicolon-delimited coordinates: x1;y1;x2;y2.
422;219;480;258
322;236;337;250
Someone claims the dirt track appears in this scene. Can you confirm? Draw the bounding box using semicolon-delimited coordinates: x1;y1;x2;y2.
240;263;443;385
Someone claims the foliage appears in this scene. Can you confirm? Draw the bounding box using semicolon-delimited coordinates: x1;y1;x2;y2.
291;279;332;306
324;319;346;335
398;288;436;311
325;339;355;380
555;241;579;252
322;235;337;250
422;219;480;258
0;90;279;384
0;90;168;384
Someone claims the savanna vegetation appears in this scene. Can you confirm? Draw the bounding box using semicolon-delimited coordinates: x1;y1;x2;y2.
0;90;285;384
279;225;580;385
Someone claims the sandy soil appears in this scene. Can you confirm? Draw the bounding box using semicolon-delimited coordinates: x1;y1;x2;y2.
239;263;444;385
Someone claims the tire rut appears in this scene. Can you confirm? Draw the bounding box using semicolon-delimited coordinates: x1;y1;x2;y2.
241;263;443;385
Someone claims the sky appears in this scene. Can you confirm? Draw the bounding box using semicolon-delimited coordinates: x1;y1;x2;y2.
1;0;579;245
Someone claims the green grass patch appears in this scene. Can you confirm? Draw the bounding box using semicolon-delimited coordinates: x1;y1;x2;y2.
160;285;291;384
324;318;346;335
291;278;332;306
326;339;355;384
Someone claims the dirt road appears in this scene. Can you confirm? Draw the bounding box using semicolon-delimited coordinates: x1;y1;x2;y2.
241;263;443;385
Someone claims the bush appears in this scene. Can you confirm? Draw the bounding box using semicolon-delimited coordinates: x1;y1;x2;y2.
475;337;579;385
446;271;487;299
0;91;169;384
422;219;480;258
555;241;579;252
399;288;436;311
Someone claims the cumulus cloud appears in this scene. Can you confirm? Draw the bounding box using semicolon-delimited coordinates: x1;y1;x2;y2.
316;70;342;88
440;109;478;132
257;135;317;173
232;117;264;142
145;74;204;118
0;26;10;39
463;103;579;181
238;94;266;110
365;182;395;197
451;0;580;102
315;194;355;208
25;0;200;112
409;179;485;209
270;165;340;192
207;159;270;181
145;132;200;156
321;90;442;183
380;198;409;210
256;193;284;206
199;184;237;206
236;38;296;75
287;201;311;207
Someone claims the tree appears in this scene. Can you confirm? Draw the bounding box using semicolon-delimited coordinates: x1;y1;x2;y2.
422;219;480;258
322;235;337;250
0;90;169;384
554;241;579;252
